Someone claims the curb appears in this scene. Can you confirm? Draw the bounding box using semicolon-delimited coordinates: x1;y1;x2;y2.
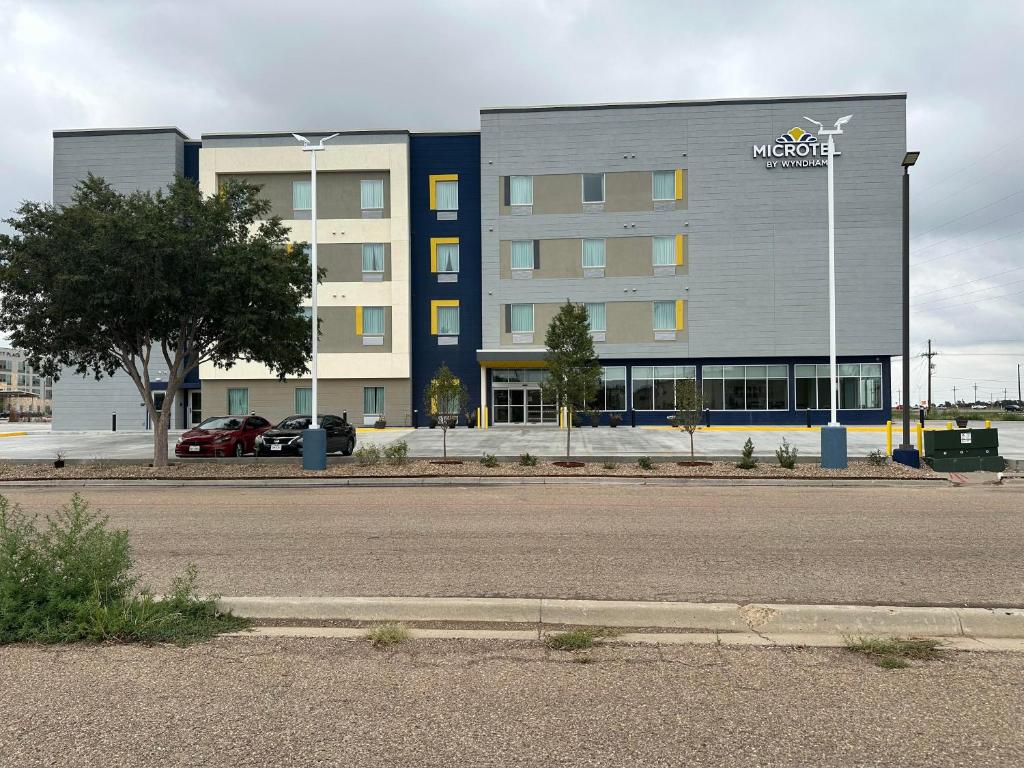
217;596;1024;639
0;431;28;438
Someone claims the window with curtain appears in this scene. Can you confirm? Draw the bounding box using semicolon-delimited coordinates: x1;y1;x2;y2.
360;179;384;210
437;243;460;273
582;238;606;268
295;387;312;414
227;388;249;415
363;386;385;416
652;170;675;201
292;180;312;211
510;304;533;333
510;176;533;205
631;366;696;411
436;180;458;211
652;236;675;266
511;240;534;270
582;173;605;203
585;302;606;333
797;362;880;410
437;305;460;336
363;306;385;335
652;301;676;331
361;243;385;273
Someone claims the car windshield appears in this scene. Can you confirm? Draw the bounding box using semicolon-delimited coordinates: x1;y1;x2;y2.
197;417;242;430
277;416;312;430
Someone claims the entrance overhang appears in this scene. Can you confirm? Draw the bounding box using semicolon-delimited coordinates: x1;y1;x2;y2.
476;349;547;367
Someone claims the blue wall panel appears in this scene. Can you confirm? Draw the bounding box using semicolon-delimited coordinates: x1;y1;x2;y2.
410;133;482;427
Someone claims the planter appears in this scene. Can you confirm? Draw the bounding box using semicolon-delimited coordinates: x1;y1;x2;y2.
53;460;65;469
609;414;622;428
430;459;463;465
553;460;586;468
667;416;679;427
676;460;713;467
374;419;387;429
955;417;969;428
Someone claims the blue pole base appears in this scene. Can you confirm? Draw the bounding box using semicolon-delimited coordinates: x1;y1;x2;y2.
892;447;921;469
301;428;327;471
820;425;848;469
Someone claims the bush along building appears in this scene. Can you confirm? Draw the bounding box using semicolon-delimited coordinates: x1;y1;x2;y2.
49;92;902;430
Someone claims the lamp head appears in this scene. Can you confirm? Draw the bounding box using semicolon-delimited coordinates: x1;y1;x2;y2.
292;133;310;145
902;151;920;167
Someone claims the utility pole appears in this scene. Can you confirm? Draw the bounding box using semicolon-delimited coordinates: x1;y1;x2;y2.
1018;363;1022;404
953;385;957;405
921;339;938;413
974;382;978;403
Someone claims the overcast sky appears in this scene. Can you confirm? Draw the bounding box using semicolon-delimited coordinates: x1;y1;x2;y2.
2;0;1022;404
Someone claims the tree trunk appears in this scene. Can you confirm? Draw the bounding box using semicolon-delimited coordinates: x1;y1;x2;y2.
690;430;695;458
442;427;447;458
153;404;172;467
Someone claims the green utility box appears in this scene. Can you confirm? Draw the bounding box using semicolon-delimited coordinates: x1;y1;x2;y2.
923;428;1005;472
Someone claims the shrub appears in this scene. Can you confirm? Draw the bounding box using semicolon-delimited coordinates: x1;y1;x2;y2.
354;444;381;466
480;453;499;468
867;449;887;467
775;438;798;469
736;438;757;470
367;622;410;648
383;440;409;465
0;494;246;645
637;456;654;470
601;461;617;470
518;452;538;467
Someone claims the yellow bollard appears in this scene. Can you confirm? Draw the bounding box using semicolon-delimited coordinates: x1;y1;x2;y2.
985;419;991;429
916;424;923;454
476;407;481;429
482;407;489;429
886;420;892;455
946;422;953;430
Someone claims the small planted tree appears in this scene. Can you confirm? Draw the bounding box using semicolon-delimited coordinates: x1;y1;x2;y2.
424;363;468;458
541;301;602;460
737;438;758;470
674;378;704;457
0;175;314;467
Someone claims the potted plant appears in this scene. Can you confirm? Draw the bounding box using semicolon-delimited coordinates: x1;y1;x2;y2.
374;416;387;429
53;451;66;469
609;413;622;428
572;411;585;428
588;409;601;427
465;410;477;429
428;413;438;429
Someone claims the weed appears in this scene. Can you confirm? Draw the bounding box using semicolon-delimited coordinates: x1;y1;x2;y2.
601;461;617;470
480;453;499;468
736;438;757;470
383;440;409;465
845;636;942;668
877;656;910;669
571;653;594;664
775;438;798;469
354;444;381;466
867;449;887;467
637;456;654;470
545;627;619;651
368;623;410;648
518;452;538;467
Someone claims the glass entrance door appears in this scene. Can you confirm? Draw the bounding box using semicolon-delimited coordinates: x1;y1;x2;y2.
493;386;557;425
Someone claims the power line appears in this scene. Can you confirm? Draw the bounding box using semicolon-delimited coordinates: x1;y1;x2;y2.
916;286;1024;313
911;225;1024;267
911;188;1024;242
914;136;1021;197
912;264;1024;299
914;276;1024;308
911;206;1024;255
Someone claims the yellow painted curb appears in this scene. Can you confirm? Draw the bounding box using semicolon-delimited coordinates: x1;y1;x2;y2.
0;431;28;438
355;427;409;433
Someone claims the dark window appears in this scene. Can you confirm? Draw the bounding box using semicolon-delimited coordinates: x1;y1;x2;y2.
745;379;767;410
702;379;724;410
767;379;788;410
796;378;816;409
582;173;605;203
724;379;746;410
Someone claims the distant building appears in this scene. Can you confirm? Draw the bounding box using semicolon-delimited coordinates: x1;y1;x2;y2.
0;347;54;416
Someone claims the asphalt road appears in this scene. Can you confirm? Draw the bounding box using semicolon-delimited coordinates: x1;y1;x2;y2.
3;483;1022;606
2;638;1022;768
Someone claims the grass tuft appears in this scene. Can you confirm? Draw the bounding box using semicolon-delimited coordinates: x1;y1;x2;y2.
545;626;619;651
367;623;410;648
845;636;942;668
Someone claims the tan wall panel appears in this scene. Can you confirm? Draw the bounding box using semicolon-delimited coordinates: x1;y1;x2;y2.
499;302;560;346
318;306;393;353
202;378;413;426
319;243;392;282
218;171;391;220
605;236;654;278
531;174;583;215
605;171;655;213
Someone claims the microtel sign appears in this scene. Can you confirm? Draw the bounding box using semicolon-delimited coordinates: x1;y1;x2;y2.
753;127;839;168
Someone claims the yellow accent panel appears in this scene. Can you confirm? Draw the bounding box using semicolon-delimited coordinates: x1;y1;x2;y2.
674;169;683;200
675;300;685;331
355;306;363;336
428;173;459;210
675;234;684;266
430;236;459;273
430;299;459;335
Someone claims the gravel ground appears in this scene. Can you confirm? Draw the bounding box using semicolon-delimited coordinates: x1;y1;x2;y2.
1;637;1022;768
0;457;938;481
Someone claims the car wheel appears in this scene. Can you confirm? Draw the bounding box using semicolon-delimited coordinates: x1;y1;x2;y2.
234;442;244;458
342;438;355;456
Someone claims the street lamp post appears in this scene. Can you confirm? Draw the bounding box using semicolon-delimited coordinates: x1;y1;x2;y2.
805;114;852;469
893;151;920;467
293;132;339;471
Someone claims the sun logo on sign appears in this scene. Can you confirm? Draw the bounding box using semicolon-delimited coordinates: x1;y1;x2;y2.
777;127;818;144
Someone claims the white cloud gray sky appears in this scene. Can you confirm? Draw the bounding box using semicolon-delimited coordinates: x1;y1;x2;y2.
2;0;1022;403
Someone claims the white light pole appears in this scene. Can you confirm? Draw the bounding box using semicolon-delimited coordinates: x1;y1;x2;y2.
804;114;851;466
292;132;338;470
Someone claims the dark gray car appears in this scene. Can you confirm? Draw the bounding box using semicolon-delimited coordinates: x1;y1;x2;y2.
255;414;356;456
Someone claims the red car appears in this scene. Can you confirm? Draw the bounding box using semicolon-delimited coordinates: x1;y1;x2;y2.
175;415;273;458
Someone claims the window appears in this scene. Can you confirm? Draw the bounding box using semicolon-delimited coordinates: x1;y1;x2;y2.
292;180;312;211
227;388;249;415
582;238;606;269
363;386;385;416
652;301;676;331
652;170;675;201
437;305;460;336
362;306;385;335
361;243;385;273
510;175;533;205
631;366;696;411
582;173;605;203
295;387;312;414
585;303;606;333
511;240;534;270
796;363;881;410
510;303;534;333
589;366;627;411
435;179;458;211
436;242;459;273
652;237;675;266
702;364;788;410
360;179;384;210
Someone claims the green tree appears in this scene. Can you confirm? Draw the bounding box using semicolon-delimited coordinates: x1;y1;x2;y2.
542;301;602;459
0;175;314;466
674;378;704;457
424;363;468;458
